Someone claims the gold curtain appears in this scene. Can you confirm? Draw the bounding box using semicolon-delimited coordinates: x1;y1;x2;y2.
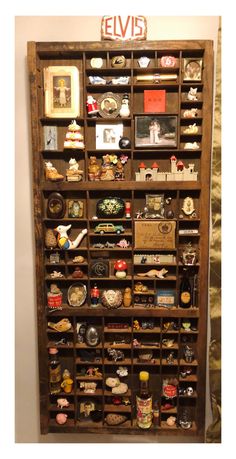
206;17;221;443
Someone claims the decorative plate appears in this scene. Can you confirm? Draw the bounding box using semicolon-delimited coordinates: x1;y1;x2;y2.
90;57;103;69
160;56;176;68
111;55;126;68
96;197;125;218
47;192;66;219
68;283;87;307
101;289;123;309
97;92;121;118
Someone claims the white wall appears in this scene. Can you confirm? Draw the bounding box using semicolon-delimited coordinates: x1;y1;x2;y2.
15;15;219;443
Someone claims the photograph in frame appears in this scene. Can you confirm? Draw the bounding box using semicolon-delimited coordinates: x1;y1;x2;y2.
96;122;123;149
44;66;80;118
135;115;177;148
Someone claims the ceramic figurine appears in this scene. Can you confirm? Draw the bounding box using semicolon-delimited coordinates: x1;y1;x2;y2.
66;158;83;182
56;413;68;425
114;260;128;278
73;255;85;263
88;75;106;85
61;377;73;394
45;161;64;182
181;242;198;265
119;93;130;118
114;159;125;180
45;228;57;249
123;287;132;307
184;142;200;150
50;270;64;279
48;317;72;332
133;320;140;330
183;108;198;118
64;120;85;149
57;398;70;409
62;369;71;380
166;416;176;427
137;268;168;279
116;366;128;377
183;123;199;134
111;76;130;85
88;156;101;181
116;239;130;248
90;283;100;307
187;87;198;101
100;154;115;181
80;381;97;393
86;94;99;116
54;224;87;250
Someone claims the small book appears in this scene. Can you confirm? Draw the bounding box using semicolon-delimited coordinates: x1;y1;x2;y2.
144;90;166;113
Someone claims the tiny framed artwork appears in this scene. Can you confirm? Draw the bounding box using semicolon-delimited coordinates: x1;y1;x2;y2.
43;126;58;150
44;66;80;118
145;194;165;218
97;92;121;118
135;115;177;148
78;399;95;421
156;289;176;308
68;200;84;218
96;123;123;149
183;58;202;81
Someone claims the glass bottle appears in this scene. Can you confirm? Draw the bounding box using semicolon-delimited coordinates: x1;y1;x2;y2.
49;347;61;395
179;269;192;308
136;371;152;429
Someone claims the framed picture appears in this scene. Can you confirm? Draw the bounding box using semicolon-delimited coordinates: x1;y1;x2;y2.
156;289;176;308
78;399;95;421
68;200;84;218
135;220;176;249
145;194;165;218
135;115;177;148
183;58;202;81
44;66;80;118
97;92;121;118
96;123;123;149
43;126;58;150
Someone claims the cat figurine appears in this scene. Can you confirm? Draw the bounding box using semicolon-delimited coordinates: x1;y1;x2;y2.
187;87;198;101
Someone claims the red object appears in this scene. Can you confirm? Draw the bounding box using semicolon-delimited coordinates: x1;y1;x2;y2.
163;384;177;398
170;155;177;161
151;162;159;169
139;162;146;169
86;95;98;115
101;15;146;41
125;201;131;218
144;90;166;113
160;56;176;68
47;293;62;309
177;160;184;171
114;259;128;271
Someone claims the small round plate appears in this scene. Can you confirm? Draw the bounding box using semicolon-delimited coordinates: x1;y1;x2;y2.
90;57;103;69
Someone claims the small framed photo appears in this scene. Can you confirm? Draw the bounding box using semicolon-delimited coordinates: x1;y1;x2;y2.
183;58;202;81
96;122;123;149
44;65;80;118
146;194;165;218
156;289;176;308
78;399;95;421
97;92;121;118
43;126;58;150
68;200;84;218
135;115;177;148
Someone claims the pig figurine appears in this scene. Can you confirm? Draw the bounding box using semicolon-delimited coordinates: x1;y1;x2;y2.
57;398;70;409
56;413;68;425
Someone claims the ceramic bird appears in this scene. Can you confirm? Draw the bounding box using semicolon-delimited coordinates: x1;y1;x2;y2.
54;224;87;249
137;268;168;279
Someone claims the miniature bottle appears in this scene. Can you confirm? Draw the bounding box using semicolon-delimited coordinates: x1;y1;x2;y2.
152;400;160;427
136;371;152;429
49;348;61;395
179;269;192;308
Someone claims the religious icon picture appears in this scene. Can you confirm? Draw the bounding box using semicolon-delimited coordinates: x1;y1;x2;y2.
44;66;80;118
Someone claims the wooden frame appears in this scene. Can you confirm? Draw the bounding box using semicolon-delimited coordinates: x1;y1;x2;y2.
44;65;80;118
27;39;214;440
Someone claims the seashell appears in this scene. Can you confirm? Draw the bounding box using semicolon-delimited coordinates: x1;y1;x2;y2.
106;377;120;388
105;413;127;426
112;382;128;395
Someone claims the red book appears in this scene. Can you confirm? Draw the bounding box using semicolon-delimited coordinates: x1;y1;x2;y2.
144;90;166;113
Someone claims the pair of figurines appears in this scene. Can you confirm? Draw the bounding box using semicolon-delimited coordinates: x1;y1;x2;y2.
88;155;125;181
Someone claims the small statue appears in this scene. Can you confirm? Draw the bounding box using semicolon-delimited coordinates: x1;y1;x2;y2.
114;159;125;180
100;154;115;181
137;268;168;279
57;398;70;409
184;142;200;150
119;93;130;118
45;161;64;182
183;108;198;118
66;158;83;182
187;87;198;101
56;413;68;425
86;94;99;116
183;123;199;134
116;239;130;248
72;267;84;278
88;156;101;181
123;287;132;307
64;120;85;149
54;224;87;250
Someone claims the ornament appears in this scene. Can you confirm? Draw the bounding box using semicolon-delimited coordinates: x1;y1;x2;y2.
54;224;87;250
86;94;99;116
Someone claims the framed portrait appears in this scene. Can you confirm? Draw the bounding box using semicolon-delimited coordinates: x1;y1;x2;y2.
135;115;177;148
68;200;84;218
96;122;123;149
44;66;80;118
183;58;202;81
97;92;121;118
43;126;58;150
78;399;95;421
145;194;165;218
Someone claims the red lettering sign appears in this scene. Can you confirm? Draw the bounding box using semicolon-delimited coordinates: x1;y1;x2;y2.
102;16;147;41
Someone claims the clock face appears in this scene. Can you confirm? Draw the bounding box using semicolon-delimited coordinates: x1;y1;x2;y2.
47;192;66;219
